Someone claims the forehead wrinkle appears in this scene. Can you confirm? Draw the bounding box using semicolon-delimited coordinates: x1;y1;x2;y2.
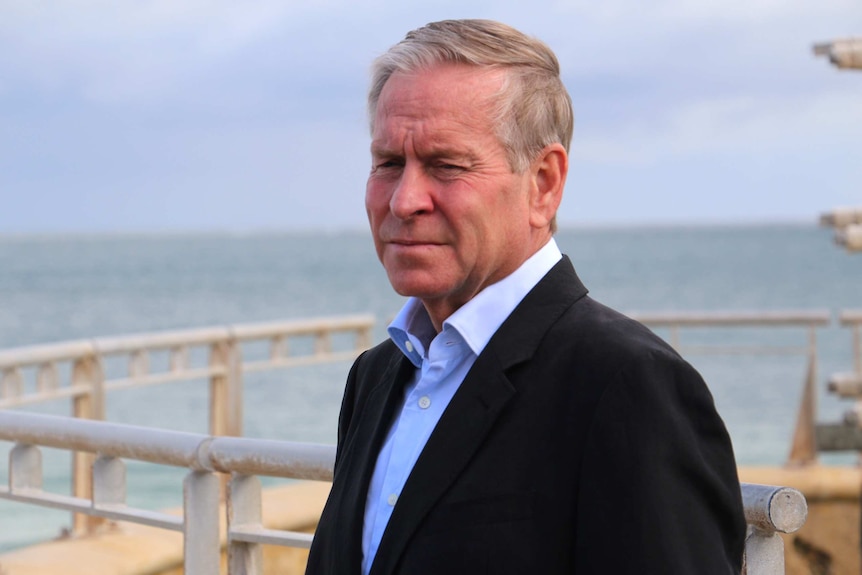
374;103;494;157
371;116;482;161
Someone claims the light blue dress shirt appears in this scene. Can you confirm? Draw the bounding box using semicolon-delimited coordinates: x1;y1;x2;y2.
360;239;563;574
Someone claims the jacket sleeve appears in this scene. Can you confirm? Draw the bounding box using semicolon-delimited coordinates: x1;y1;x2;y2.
574;350;746;574
334;350;366;470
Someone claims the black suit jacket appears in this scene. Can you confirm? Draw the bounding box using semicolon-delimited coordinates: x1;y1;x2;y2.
306;257;746;574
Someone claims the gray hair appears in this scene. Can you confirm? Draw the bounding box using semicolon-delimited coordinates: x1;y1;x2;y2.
368;19;574;173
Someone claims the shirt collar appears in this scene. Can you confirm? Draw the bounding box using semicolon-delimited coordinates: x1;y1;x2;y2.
388;238;562;366
387;298;434;367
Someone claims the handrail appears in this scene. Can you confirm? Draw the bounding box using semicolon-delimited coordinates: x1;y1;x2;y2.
0;308;831;556
630;310;828;356
741;484;807;575
0;410;335;479
0;310;836;518
0;411;805;575
0;315;375;369
630;310;828;353
741;483;807;534
630;310;831;327
0;314;374;535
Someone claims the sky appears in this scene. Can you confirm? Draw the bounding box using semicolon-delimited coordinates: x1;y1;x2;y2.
1;0;860;234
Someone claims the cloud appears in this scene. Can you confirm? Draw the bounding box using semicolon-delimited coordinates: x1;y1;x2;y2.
555;0;858;27
0;1;323;103
1;0;860;231
573;87;862;165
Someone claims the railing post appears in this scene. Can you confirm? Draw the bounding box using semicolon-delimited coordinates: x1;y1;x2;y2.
740;483;808;575
71;354;105;535
227;473;264;575
314;331;331;357
742;526;787;575
1;368;24;400
92;455;126;508
9;444;42;492
209;339;243;438
358;325;373;353
184;470;221;575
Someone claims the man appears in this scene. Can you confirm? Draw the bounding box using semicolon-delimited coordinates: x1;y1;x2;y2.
307;19;745;574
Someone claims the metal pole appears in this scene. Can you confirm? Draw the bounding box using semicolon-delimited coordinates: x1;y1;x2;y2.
183;470;221;575
71;354;105;535
227;474;264;575
210;340;243;438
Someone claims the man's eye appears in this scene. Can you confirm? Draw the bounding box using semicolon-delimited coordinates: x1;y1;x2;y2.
375;160;403;170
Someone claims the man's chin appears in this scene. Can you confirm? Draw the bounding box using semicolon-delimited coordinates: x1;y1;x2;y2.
386;273;452;301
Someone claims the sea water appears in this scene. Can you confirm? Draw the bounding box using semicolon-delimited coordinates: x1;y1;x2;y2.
0;224;859;549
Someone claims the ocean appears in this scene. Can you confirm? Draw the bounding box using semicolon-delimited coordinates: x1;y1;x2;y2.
0;224;860;549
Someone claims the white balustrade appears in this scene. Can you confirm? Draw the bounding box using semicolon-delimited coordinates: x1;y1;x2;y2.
0;314;373;535
0;410;805;575
0;311;835;572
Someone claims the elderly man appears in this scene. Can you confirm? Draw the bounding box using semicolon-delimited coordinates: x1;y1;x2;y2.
306;19;745;574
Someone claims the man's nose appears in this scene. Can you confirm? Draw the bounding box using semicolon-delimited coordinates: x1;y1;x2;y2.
389;165;433;219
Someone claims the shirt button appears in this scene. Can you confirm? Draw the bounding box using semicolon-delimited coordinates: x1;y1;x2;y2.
405;340;414;353
418;396;431;409
387;493;398;506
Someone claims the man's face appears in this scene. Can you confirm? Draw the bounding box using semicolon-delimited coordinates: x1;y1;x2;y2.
366;64;542;327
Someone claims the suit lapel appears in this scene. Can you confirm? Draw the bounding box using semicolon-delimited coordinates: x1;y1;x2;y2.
332;351;416;574
369;256;588;575
369;353;516;575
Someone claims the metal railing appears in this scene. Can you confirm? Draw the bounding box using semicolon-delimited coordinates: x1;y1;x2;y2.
630;310;829;357
0;314;374;534
0;410;805;575
741;483;808;575
0;310;832;572
0;410;332;574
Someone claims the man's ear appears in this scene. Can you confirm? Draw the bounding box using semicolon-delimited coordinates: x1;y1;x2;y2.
529;143;568;230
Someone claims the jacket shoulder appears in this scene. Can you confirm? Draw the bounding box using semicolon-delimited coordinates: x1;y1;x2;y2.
553;295;684;368
336;339;403;453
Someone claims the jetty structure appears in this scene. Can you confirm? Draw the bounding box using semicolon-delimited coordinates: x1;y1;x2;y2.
815;37;862;254
813;38;862;72
814;34;861;247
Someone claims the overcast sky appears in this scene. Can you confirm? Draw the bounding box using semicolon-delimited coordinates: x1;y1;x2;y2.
1;1;860;234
